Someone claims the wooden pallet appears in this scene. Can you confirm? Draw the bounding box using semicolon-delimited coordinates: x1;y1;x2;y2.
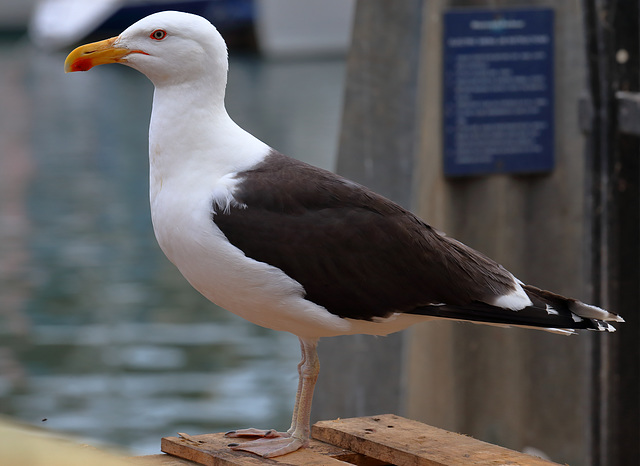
151;414;558;466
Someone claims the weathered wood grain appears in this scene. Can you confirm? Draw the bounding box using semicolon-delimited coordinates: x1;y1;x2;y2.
312;415;558;466
160;432;363;466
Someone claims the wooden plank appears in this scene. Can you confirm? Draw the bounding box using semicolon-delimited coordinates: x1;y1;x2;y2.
312;415;559;466
133;454;201;465
160;432;366;466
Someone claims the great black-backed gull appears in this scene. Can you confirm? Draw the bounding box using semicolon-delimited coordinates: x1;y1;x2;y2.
64;11;623;458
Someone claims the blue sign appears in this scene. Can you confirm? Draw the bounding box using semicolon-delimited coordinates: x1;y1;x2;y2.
443;9;554;176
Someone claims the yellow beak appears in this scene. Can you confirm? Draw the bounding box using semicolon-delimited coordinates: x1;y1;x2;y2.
64;36;138;73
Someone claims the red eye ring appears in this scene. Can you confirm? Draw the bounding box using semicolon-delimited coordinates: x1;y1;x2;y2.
150;29;167;40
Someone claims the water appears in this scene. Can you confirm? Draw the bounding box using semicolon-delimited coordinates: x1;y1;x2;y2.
0;36;345;454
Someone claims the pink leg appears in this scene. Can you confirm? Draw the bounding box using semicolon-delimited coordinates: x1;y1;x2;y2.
287;338;307;435
225;338;319;457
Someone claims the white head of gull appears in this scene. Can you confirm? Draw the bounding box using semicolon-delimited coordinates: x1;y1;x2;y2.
65;11;624;458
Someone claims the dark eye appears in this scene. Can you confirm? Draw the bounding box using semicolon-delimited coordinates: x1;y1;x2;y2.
150;29;167;40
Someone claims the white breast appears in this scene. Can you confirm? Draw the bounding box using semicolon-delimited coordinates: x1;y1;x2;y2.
149;162;360;339
150;182;430;339
146;89;422;339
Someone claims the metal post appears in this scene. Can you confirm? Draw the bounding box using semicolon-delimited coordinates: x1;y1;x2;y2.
582;1;640;464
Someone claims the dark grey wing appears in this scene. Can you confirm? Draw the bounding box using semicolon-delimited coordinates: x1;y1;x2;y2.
212;152;516;320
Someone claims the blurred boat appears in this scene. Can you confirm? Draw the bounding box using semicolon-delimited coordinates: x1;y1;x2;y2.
29;0;253;50
29;0;353;56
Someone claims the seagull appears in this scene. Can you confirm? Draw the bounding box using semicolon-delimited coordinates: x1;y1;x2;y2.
64;11;624;458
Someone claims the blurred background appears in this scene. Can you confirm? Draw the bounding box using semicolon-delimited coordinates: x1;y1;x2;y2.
0;0;352;455
1;1;639;465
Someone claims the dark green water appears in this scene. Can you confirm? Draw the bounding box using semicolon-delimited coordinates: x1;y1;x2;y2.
0;36;344;454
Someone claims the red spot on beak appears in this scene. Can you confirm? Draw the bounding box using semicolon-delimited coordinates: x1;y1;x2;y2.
69;57;95;72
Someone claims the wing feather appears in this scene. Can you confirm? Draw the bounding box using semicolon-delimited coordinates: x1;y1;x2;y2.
212;151;516;320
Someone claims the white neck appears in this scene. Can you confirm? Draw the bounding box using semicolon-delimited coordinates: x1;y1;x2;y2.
147;81;270;195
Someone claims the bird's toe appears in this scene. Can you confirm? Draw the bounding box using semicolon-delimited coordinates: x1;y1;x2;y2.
224;428;287;439
229;436;306;457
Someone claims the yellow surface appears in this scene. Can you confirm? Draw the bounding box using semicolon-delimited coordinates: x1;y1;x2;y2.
0;416;132;466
